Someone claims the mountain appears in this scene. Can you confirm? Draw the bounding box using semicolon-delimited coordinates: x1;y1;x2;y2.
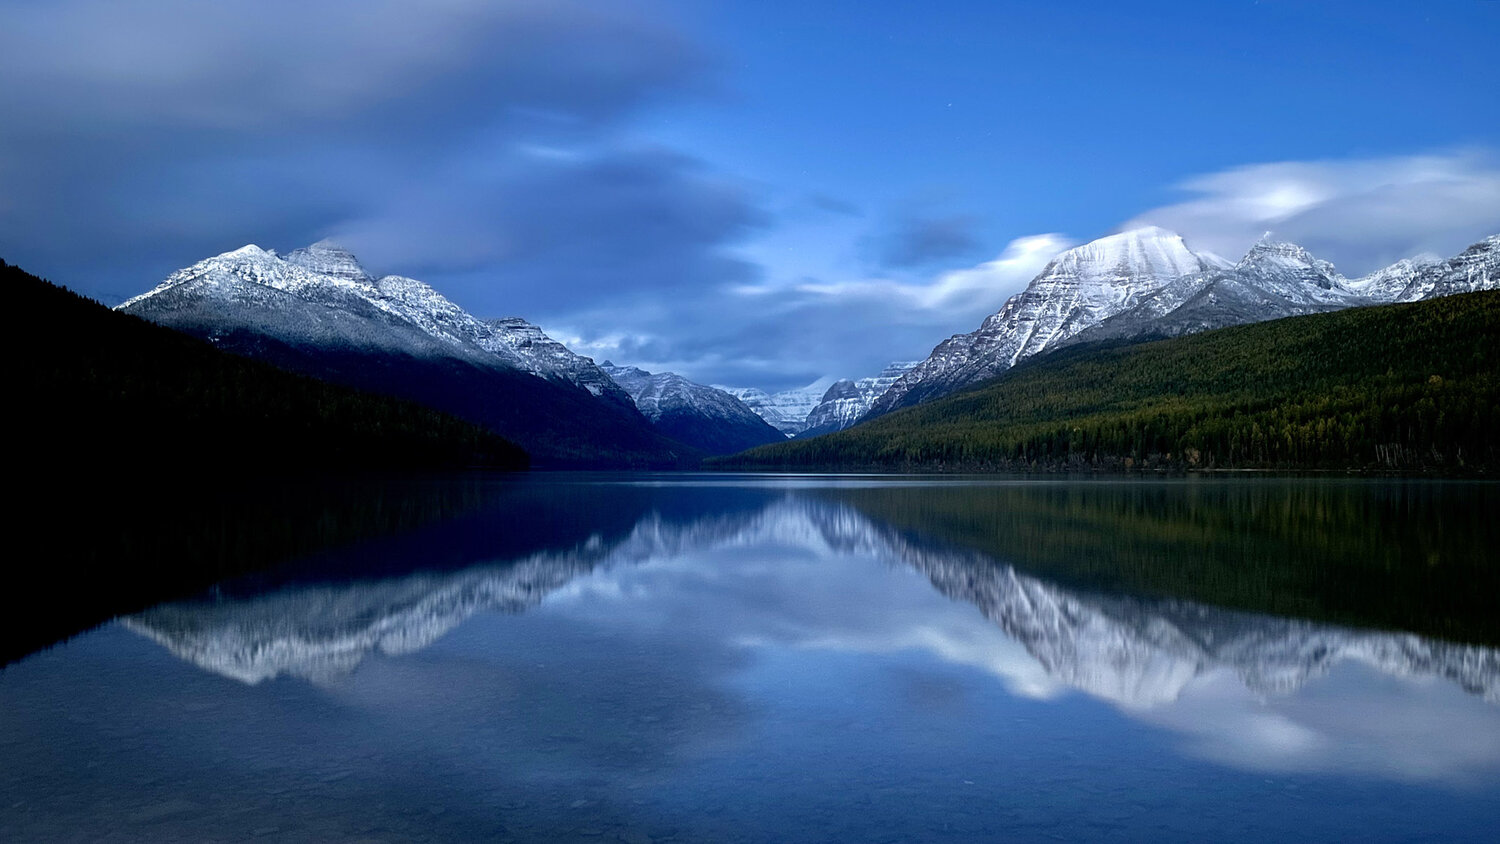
867;227;1219;416
1059;234;1360;347
1378;234;1500;300
483;317;638;412
866;229;1500;418
716;290;1500;472
117;241;697;467
718;379;835;436
1;257;527;474
600;362;787;455
799;362;919;438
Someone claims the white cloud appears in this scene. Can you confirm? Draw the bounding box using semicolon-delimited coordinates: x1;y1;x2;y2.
1125;150;1500;275
789;233;1071;312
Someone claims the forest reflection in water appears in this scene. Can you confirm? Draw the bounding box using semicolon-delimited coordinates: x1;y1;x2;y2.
3;475;1497;843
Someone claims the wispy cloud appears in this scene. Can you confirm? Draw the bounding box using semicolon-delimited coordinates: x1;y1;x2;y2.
792;234;1070;311
1125;150;1500;275
545;234;1069;389
0;0;726;302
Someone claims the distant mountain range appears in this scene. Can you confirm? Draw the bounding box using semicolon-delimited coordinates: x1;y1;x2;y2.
800;362;919;438
718;364;919;438
714;229;1497;439
103;226;1500;466
601;362;786;454
721;288;1500;471
718;381;834;437
119;242;715;464
865;228;1500;418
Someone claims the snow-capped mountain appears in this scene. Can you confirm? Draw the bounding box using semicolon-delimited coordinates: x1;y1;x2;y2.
1373;234;1500;301
719;379;835;437
866;228;1500;418
125;494;1500;707
117;241;692;466
484;317;636;412
1060;233;1362;347
283;240;376;283
600;362;787;455
866;227;1220;416
1344;254;1443;301
800;362;919;438
121;240;630;398
119;242;512;367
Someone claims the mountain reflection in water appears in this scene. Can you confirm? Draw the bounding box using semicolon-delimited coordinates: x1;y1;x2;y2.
124;480;1500;778
6;476;1498;843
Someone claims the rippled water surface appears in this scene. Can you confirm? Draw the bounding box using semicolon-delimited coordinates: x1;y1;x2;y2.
3;475;1498;842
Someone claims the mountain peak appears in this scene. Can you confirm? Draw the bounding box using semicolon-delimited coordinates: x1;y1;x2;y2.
1240;234;1316;264
1236;237;1342;289
284;239;373;284
219;244;275;261
1047;226;1205;281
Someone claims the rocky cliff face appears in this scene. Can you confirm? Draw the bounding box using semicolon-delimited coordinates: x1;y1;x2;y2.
800;362;919;437
718;381;834;437
484;317;636;412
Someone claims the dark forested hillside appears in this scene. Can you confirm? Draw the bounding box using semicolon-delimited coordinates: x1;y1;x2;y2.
718;291;1500;472
3;259;528;471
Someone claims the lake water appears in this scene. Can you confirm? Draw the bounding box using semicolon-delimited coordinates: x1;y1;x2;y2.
3;474;1498;842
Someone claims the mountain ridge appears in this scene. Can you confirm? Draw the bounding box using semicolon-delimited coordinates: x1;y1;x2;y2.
717;289;1500;472
600;362;787;455
118;242;698;467
862;229;1500;420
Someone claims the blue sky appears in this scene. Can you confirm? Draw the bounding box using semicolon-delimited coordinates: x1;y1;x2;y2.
1;0;1497;389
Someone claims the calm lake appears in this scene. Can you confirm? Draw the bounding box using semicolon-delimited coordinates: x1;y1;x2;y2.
3;474;1498;842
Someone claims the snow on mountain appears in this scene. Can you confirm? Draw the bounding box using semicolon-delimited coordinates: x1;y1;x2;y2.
117;241;645;405
866;228;1500;418
120;243;521;367
1366;235;1500;302
1235;235;1345;294
283;239;376;283
1344;254;1443;301
601;362;786;454
114;241;709;466
482;318;636;410
867;227;1217;416
1062;234;1362;346
800;362;920;438
118;243;512;367
719;379;836;437
124;495;1500;708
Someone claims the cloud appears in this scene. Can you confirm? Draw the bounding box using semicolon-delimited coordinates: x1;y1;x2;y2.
546;234;1070;389
1124;150;1500;275
874;212;984;269
331;146;767;313
0;0;702;134
0;0;723;301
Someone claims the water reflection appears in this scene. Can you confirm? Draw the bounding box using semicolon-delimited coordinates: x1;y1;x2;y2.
122;486;1500;782
7;477;1499;842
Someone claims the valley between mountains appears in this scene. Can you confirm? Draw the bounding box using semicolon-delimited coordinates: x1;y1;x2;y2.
10;226;1499;471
